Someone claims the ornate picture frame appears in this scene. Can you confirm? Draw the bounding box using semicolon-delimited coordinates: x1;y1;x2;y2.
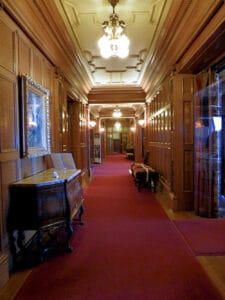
19;75;51;158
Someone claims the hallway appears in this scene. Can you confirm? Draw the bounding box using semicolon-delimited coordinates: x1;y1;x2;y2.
7;155;223;300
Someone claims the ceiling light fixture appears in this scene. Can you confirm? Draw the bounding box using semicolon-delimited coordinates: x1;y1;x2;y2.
114;121;121;130
89;120;96;128
138;119;145;127
112;106;122;118
98;0;130;59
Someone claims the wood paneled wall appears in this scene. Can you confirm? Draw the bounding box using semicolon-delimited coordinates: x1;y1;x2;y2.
0;11;20;286
146;79;172;188
146;74;194;211
0;9;89;287
172;74;194;211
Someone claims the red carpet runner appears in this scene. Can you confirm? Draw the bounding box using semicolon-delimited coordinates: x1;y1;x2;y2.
15;155;222;300
173;218;225;255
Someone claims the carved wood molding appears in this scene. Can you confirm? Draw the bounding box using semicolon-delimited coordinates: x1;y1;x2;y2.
142;0;223;96
2;0;92;97
88;86;146;104
177;2;225;73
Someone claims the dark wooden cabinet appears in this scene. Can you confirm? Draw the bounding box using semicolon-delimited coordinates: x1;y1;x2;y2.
7;168;84;267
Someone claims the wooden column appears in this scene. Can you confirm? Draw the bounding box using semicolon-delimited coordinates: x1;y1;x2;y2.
134;118;143;162
172;74;194;211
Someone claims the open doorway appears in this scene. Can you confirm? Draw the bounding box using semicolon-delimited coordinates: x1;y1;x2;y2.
104;119;134;155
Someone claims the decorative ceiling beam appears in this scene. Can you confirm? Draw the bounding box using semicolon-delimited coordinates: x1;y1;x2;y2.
88;86;146;104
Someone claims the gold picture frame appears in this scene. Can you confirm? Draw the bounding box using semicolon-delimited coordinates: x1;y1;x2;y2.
19;75;51;158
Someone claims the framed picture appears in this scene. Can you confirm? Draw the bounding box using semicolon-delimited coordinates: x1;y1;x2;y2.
19;75;51;158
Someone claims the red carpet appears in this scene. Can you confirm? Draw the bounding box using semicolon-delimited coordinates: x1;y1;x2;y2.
173;218;225;255
15;155;222;299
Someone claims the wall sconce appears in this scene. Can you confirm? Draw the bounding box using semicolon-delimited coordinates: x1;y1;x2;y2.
89;120;96;129
138;119;145;127
100;127;105;132
130;126;136;132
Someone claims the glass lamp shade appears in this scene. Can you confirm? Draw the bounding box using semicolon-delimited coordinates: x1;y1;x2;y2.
98;33;130;59
112;108;122;118
114;121;121;129
98;35;112;59
116;35;130;58
138;119;145;127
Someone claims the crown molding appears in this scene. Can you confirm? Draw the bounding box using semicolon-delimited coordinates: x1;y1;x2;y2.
142;0;223;96
3;0;92;97
88;86;146;104
177;2;225;73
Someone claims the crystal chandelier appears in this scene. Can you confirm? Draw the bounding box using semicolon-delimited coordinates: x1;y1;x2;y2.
98;1;130;59
112;106;122;118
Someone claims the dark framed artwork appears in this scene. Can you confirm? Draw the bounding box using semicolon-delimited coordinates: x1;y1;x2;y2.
19;75;50;158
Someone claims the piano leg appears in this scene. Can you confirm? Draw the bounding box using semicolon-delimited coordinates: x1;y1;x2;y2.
8;230;17;269
17;230;25;251
36;229;45;263
77;204;84;225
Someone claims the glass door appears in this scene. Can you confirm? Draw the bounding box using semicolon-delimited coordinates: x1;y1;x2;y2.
194;67;225;217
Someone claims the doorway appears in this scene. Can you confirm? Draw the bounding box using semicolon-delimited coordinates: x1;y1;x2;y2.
105;120;132;154
107;131;122;154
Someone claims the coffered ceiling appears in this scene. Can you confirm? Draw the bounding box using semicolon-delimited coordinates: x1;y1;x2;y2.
7;0;220;119
5;0;222;100
55;0;172;87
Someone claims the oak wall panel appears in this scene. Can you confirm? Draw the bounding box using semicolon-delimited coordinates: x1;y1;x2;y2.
18;37;31;76
0;19;16;74
0;161;17;248
0;13;18;286
0;75;18;155
183;100;193;145
32;49;43;84
182;76;193;96
0;7;89;288
146;75;194;210
68;100;82;168
146;80;172;188
184;149;193;192
51;76;63;152
172;74;194;210
42;60;53;90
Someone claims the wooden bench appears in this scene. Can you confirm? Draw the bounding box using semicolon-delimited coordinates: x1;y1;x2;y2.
130;163;159;192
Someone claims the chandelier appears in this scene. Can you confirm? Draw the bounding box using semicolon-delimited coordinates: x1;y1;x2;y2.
98;1;130;59
112;106;122;118
114;121;121;130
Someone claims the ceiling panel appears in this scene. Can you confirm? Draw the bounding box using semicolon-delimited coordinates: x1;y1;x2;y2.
58;0;172;86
